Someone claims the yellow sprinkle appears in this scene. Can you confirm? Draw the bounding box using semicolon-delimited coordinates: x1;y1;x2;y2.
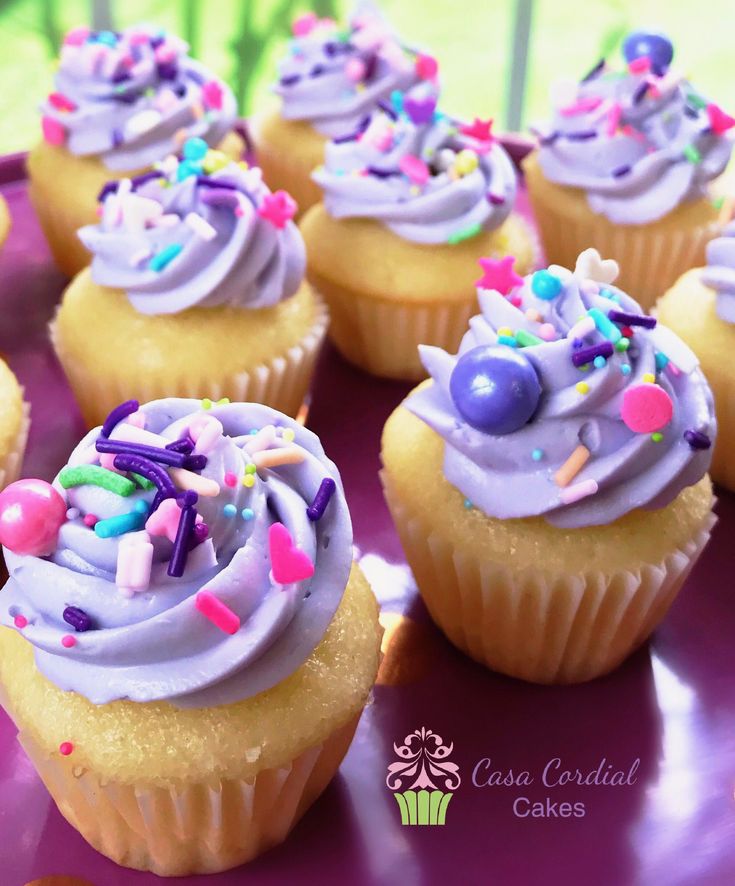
242;475;255;488
497;326;513;337
252;446;306;470
576;382;590;395
643;373;656;384
201;398;213;410
202;150;230;174
282;428;295;443
409;185;420;196
453;148;479;177
216;397;230;405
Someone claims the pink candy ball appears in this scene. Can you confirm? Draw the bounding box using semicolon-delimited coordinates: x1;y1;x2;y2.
0;479;67;556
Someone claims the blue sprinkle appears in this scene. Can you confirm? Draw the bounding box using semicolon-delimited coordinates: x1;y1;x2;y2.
183;136;209;161
531;269;563;300
223;504;237;518
463;499;473;509
149;243;183;271
249;428;259;435
588;307;622;343
655;351;670;371
391;89;404;113
497;335;518;348
532;448;544;461
95;30;117;47
241;508;254;521
94;501;149;538
176;159;201;181
621;364;632;375
593;355;607;369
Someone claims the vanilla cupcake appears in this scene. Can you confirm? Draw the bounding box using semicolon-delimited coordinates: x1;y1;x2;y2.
0;397;381;875
656;222;735;489
301;83;537;380
382;249;716;683
28;24;243;277
251;2;420;215
0;357;30;491
52;144;328;426
524;31;734;309
0;193;10;251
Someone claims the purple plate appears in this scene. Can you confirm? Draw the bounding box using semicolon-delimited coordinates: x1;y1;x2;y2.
0;150;734;886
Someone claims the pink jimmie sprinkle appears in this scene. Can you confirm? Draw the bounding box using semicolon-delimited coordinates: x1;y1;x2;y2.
63;26;90;46
202;80;224;110
195;590;241;634
560;479;599;505
41;116;66;146
13;615;28;629
224;471;237;488
559;96;603;117
605;102;622;137
83;514;98;528
628;56;651;74
61;634;77;648
398;154;429;185
59;741;74;756
48;92;77;112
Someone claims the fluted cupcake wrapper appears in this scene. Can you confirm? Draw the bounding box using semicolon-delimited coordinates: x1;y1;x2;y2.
11;711;359;876
0;398;30;491
527;184;718;312
49;299;329;428
311;218;540;382
381;469;715;684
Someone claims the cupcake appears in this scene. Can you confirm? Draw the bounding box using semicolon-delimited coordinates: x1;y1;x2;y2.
656;222;735;490
0;357;30;492
301;83;537;380
0;193;10;250
381;249;717;683
0;397;381;875
51;143;328;427
524;31;734;310
251;3;420;216
28;23;243;278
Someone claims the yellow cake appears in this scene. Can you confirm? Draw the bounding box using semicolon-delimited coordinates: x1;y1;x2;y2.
0;357;30;490
0;193;10;250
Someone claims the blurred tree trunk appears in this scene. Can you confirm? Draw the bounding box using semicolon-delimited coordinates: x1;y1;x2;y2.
182;0;199;57
40;0;60;55
90;0;114;30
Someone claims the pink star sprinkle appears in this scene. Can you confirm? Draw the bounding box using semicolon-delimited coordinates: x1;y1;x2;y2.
460;118;495;143
476;256;524;295
707;103;735;136
258;190;297;228
202;80;224;110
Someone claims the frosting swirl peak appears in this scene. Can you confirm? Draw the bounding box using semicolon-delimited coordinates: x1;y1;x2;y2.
0;398;351;708
407;250;715;528
79;146;305;314
41;24;237;172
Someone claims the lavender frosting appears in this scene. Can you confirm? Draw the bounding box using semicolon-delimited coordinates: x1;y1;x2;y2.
78;157;305;314
536;64;733;224
1;399;351;708
313;84;516;244
407;253;715;528
41;24;237;171
274;2;418;138
702;222;735;323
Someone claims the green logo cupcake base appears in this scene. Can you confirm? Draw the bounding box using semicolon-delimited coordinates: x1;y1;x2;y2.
393;788;454;826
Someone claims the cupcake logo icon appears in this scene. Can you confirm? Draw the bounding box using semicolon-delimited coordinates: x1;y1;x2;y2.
386;727;461;826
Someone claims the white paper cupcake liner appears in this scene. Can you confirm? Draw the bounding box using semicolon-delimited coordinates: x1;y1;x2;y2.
50;299;328;427
13;711;359;876
381;468;716;684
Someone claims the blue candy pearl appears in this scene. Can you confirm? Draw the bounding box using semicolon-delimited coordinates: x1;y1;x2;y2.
183;136;209;161
449;345;541;435
531;270;563;301
622;32;674;75
177;159;201;181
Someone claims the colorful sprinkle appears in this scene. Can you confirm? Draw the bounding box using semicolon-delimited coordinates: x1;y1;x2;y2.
607;309;656;329
684;429;711;450
59;465;136;496
94;500;149;538
258;190;297;228
13;614;27;629
532;449;544;461
184;212;217;241
683;144;702;164
168;492;198;578
554;445;591;487
59;742;74;756
651;432;663;443
269;522;315;585
83;514;98;528
588;308;622;342
63;606;92;632
61;634;77;648
621;384;673;433
575;382;590;395
306;478;336;521
515;329;543;348
116;532;154;597
241;508;254;520
571;341;613;368
398;154;430;184
252;446;306;470
476;255;524;294
447;222;482;244
538;323;557;341
41;116;66;145
560;478;599;505
195;590;241;634
223;504;237;518
224;471;237;488
242;475;255;488
531;270;563;300
615;337;630;352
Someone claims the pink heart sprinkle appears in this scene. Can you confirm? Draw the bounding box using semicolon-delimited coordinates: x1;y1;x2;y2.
42;116;66;146
268;523;315;585
398;154;429;185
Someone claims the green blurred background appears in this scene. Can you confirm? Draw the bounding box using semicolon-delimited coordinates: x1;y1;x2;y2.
1;0;734;153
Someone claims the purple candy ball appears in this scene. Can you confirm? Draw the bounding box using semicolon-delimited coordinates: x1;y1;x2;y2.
622;32;674;76
449;345;542;435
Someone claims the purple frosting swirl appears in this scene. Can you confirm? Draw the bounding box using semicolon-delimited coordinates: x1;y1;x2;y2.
313;84;517;244
274;2;418;138
1;399;352;708
407;256;715;528
535;62;733;224
702;222;735;323
78;158;305;314
41;24;237;172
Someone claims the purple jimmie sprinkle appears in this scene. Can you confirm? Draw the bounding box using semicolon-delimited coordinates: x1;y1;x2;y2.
189;521;209;549
130;170;166;189
310;63;326;77
566;130;597;141
632;81;650;105
97;180;119;202
487;192;506;205
377;100;398;120
187;69;205;85
201;189;240;208
166;435;195;454
684;429;712;450
63;606;93;632
333;115;371;144
196;176;239;190
571;341;614;367
100;400;140;438
111;128;124;148
580;59;605;83
99;438;187;467
608;309;656;329
112;454;176;507
168;491;198;577
612;164;632;178
184;454;207;471
279;73;301;87
307;478;336;521
366;166;401;178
